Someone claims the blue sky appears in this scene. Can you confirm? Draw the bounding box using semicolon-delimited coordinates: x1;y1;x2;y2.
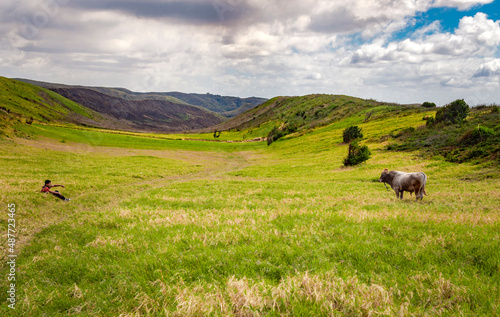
395;1;500;39
1;0;499;105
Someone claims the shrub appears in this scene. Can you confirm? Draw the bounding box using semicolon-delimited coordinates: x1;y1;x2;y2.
267;123;297;145
435;99;470;125
422;102;436;108
343;140;371;166
389;127;415;138
459;126;495;145
342;126;363;143
425;116;435;126
465;148;488;160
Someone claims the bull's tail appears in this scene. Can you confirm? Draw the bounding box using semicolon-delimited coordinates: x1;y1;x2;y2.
418;172;428;199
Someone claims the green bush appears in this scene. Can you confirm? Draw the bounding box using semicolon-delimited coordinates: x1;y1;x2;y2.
459;126;495;145
267;123;297;145
342;126;363;143
435;99;469;125
422;101;436;108
343;140;371;166
465;148;488;160
425;116;435;126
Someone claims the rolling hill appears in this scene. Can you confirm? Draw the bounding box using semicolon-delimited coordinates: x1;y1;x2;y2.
204;93;499;164
16;78;268;118
0;77;106;136
2;77;230;133
210;94;427;133
47;87;223;132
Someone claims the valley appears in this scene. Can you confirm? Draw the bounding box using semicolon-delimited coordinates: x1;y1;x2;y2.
0;77;499;316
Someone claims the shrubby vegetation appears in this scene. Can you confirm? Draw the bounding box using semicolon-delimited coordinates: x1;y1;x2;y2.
343;140;371;166
266;123;297;145
422;101;436;108
388;102;499;164
342;126;363;143
459;126;495;145
434;99;470;125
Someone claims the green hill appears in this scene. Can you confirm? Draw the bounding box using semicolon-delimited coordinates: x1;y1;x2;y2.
15;78;268;117
390;104;500;165
215;94;426;132
0;77;100;136
207;94;429;143
206;94;499;165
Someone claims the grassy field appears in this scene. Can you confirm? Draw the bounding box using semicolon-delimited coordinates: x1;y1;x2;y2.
1;109;499;316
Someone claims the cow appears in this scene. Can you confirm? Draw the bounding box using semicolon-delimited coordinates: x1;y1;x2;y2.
379;169;427;201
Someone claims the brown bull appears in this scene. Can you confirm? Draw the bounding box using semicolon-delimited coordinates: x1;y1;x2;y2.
379;169;428;200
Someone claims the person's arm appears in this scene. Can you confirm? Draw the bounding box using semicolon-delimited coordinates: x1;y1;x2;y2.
52;184;65;188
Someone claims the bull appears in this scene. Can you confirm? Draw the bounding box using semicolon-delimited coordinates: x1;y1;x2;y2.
379;169;427;200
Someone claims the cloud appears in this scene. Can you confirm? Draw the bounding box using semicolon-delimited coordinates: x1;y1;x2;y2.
69;0;253;24
351;13;500;64
0;0;499;106
473;59;500;77
433;0;494;10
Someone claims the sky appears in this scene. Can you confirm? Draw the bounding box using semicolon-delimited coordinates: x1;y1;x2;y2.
1;0;500;106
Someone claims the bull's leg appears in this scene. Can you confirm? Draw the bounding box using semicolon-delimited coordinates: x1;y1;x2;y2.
397;190;403;199
416;188;424;200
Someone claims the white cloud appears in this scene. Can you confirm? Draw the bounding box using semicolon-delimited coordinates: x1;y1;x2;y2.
0;0;499;106
433;0;494;10
474;59;500;77
351;13;500;64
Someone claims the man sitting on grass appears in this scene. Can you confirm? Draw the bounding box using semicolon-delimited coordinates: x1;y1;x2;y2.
41;180;70;201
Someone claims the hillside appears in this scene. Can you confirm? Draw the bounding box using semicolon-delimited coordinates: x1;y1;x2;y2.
16;78;267;118
0;77;105;136
48;87;223;132
207;94;429;137
389;104;500;164
160;92;268;117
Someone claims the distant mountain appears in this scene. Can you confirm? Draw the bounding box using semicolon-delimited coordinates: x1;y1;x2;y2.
49;87;223;132
15;78;267;118
2;77;227;132
158;92;268;117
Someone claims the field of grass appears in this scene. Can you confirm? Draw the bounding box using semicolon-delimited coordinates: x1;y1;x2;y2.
1;109;499;316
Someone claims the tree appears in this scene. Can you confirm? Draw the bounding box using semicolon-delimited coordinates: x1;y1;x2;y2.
342;126;363;143
435;99;469;125
422;101;436;108
343;140;371;166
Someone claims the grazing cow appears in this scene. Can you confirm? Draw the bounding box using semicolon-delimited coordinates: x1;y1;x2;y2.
379;169;427;200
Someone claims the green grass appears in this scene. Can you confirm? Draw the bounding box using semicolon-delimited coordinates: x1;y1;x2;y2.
0;77;99;138
0;77;96;122
0;109;499;316
15;124;267;152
